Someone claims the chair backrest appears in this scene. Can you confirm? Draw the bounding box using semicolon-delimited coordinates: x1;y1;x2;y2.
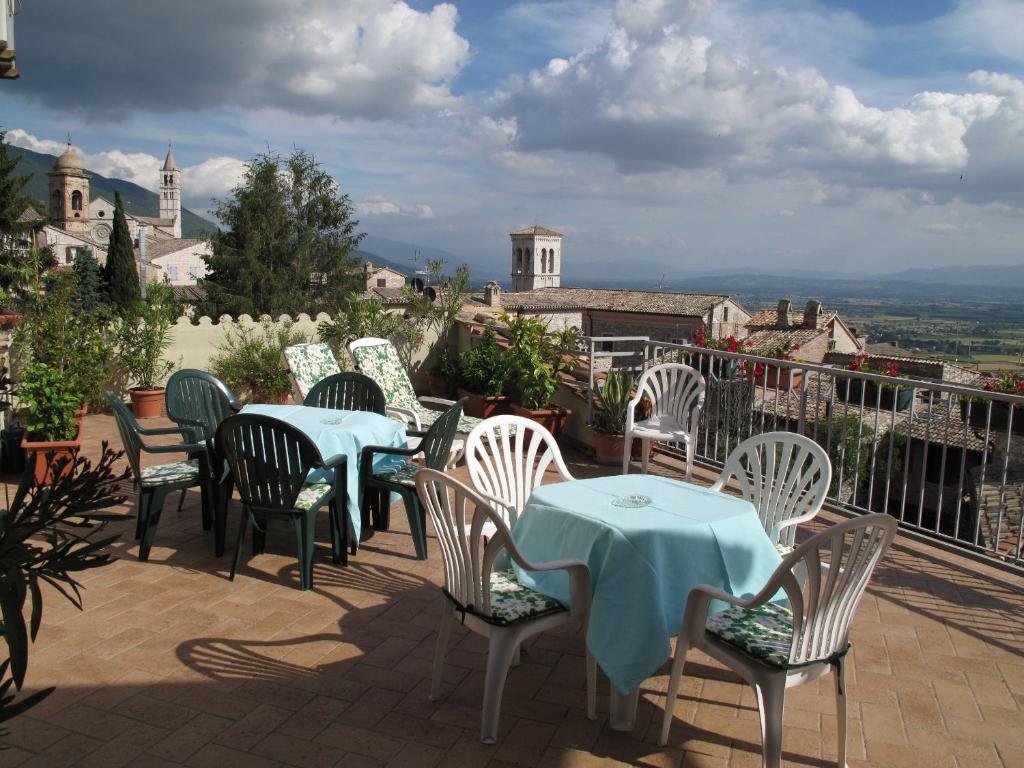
304;371;386;414
106;391;144;481
771;514;897;666
215;414;324;511
465;415;573;522
629;363;705;432
711;432;832;548
416;468;523;621
283;343;342;399
348;337;420;413
419;400;465;470
166;369;240;444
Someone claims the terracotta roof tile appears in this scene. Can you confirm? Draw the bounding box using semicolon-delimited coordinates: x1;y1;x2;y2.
500;287;729;316
510;225;563;237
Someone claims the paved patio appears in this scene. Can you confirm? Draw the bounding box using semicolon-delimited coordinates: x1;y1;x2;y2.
3;413;1023;767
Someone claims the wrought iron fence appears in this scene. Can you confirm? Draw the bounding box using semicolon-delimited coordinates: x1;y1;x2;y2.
582;336;1024;567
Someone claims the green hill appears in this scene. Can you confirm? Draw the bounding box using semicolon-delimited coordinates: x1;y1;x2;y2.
8;145;218;238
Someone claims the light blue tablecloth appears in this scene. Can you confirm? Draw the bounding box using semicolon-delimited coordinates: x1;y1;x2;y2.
240;404;406;541
513;474;782;694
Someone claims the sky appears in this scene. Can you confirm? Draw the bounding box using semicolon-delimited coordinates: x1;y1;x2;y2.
1;0;1022;280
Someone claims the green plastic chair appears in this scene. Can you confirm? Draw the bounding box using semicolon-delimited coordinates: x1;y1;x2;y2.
283;343;342;400
107;392;203;561
359;400;464;559
348;337;482;435
304;371;386;414
216;413;348;591
165;369;242;556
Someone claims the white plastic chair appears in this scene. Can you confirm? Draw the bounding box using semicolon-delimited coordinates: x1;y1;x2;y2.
710;432;832;554
658;514;898;768
416;469;596;743
282;343;341;400
623;363;705;480
465;415;574;532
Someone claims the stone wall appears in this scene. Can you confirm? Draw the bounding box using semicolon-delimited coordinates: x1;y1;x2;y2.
586;311;703;343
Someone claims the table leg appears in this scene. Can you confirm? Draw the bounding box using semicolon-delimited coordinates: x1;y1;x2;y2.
608;686;640;731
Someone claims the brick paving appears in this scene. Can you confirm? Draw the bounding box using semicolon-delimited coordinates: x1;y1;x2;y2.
3;413;1023;767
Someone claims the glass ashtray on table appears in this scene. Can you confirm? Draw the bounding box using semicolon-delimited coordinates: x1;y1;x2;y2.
320;417;348;426
612;494;652;509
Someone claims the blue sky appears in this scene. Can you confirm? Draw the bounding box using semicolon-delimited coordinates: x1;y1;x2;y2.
2;0;1022;279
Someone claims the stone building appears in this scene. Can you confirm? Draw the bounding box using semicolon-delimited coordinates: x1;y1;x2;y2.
511;226;562;291
743;299;862;362
364;261;407;290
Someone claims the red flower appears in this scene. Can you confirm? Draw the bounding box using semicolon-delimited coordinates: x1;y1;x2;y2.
792;343;800;351
984;381;996;391
754;363;765;378
745;340;753;348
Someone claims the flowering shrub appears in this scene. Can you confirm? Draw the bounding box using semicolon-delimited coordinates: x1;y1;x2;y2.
693;326;741;353
848;354;901;378
981;371;1024;395
745;339;800;379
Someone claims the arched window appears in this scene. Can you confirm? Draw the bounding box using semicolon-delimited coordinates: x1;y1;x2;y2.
71;191;83;211
524;248;531;269
547;251;555;273
516;247;523;273
540;248;547;273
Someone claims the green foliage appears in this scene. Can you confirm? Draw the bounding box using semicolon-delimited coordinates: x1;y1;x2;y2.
114;280;181;390
71;249;107;311
811;415;875;497
0;132;40;295
407;260;470;371
502;314;562;410
458;327;508;397
593;370;635;435
212;320;308;402
200;149;364;317
18;362;80;441
13;272;112;409
319;294;424;367
104;192;141;313
0;246;54;307
0;447;126;731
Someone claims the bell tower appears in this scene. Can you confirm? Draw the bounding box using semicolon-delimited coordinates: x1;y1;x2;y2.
47;142;91;237
159;144;182;238
510;225;562;291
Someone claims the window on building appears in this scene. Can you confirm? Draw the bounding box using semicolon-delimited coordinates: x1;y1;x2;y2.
98;210;105;217
65;246;79;264
71;191;83;211
600;333;614;353
377;278;386;287
828;340;837;351
168;266;179;281
723;306;729;322
540;249;546;273
516;248;523;273
188;267;197;280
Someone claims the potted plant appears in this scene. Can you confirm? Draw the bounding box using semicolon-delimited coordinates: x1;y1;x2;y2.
692;327;740;378
591;370;635;464
0;367;25;475
428;353;458;398
960;372;1024;435
212;319;307;403
504;314;573;437
836;356;914;412
18;362;83;484
744;339;803;390
116;281;180;418
457;326;510;418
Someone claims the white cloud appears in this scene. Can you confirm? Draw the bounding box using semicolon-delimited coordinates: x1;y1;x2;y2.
935;0;1024;65
356;196;434;219
182;157;247;199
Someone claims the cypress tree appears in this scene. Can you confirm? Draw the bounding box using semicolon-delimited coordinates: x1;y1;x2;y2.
104;191;140;312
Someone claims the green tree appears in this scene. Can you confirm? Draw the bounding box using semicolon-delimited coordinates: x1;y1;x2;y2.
104;192;140;312
407;260;470;373
0;131;42;294
200;149;364;317
71;248;106;311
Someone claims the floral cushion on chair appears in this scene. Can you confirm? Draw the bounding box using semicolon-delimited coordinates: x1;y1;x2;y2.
294;481;333;511
351;342;420;413
705;602;794;667
284;343;341;398
775;543;795;556
140;459;200;488
374;460;421;487
487;570;566;626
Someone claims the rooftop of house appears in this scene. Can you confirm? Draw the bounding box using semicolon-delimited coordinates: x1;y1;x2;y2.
494;286;733;316
12;411;1023;767
511;225;563;237
145;237;207;260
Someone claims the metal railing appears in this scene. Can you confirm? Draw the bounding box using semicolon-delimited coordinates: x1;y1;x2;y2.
581;336;1024;567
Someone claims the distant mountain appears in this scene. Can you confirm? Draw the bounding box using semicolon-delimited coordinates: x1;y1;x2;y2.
353;248;414;278
360;234;483;276
8;145;217;238
889;264;1024;289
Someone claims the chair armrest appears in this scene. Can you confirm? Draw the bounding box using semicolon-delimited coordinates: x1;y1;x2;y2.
521;558;592;620
387;405;420;430
140;440;204;455
419;396;456;410
361;444;422;461
476;490;518;526
137;424;190;436
321;453;348;471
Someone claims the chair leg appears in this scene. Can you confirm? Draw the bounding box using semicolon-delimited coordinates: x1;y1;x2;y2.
481;629;521;744
294;512;316;591
214;477;233;558
753;675;787;768
834;656;848;768
684;442;694;482
641;439;651;474
586;651;597;721
659;637;690;746
138;487;171;561
177;487;188;516
430;602;453;701
404;493;428;560
229;506;249;581
135;492;149;541
622;435;632;475
375;489;391;530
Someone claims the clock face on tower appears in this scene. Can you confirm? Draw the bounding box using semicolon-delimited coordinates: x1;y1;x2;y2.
93;223;111;242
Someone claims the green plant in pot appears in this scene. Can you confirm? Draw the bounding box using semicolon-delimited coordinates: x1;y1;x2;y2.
115;281;181;418
212;319;308;403
503;313;573;437
457;326;509;418
591;369;635;465
18;361;83;484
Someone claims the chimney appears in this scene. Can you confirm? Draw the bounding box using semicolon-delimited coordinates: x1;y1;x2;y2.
484;281;502;308
776;299;792;328
804;299;821;329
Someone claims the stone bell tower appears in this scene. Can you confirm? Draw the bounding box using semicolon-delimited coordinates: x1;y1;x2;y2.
510;225;562;292
47;142;91;237
159;144;182;238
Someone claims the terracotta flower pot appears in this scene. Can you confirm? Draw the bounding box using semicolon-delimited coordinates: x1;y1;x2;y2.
130;387;165;418
22;416;83;485
458;388;510;419
747;365;803;391
593;433;625;465
510;404;571;439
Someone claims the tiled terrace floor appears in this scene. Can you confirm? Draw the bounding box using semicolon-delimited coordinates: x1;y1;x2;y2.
4;413;1024;767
